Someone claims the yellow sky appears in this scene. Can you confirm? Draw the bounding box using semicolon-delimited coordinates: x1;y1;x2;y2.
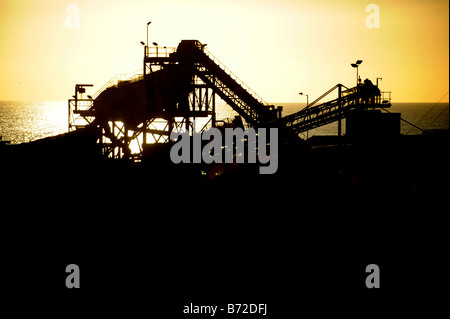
0;0;448;102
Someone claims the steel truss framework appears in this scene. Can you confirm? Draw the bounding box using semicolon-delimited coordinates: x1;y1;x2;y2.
68;40;282;161
69;51;217;161
68;84;95;131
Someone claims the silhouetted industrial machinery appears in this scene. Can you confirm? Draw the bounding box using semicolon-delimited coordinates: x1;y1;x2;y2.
68;39;393;161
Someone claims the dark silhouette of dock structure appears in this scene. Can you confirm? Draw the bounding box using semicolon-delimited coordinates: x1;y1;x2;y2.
67;39;394;163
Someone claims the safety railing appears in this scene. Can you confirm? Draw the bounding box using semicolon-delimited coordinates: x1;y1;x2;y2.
92;70;143;99
146;46;176;58
380;91;392;105
342;86;391;106
201;47;269;106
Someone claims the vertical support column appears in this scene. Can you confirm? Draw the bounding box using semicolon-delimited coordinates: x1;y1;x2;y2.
192;76;196;112
212;89;216;128
124;124;129;161
199;85;203;112
168;118;173;141
142;120;147;147
205;85;208;114
143;46;147;77
74;85;78;111
211;77;216;128
338;84;342;137
98;124;103;157
68;100;71;132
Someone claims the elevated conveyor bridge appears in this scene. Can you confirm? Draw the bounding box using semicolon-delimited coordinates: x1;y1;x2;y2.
271;83;391;136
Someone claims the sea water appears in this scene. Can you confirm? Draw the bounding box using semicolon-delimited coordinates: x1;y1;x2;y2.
0;101;67;144
0;101;448;144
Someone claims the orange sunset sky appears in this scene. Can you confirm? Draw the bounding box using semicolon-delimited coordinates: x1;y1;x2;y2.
0;0;448;103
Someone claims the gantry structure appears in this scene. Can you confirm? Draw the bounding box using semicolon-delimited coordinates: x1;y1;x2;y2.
69;39;391;161
69;40;281;160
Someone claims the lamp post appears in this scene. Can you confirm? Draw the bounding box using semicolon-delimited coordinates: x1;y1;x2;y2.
153;42;158;57
140;41;146;75
299;92;309;107
351;60;363;86
146;21;151;56
376;77;382;87
299;92;309;139
140;41;145;55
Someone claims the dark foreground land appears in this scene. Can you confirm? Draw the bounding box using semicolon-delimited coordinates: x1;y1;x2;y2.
1;131;448;317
